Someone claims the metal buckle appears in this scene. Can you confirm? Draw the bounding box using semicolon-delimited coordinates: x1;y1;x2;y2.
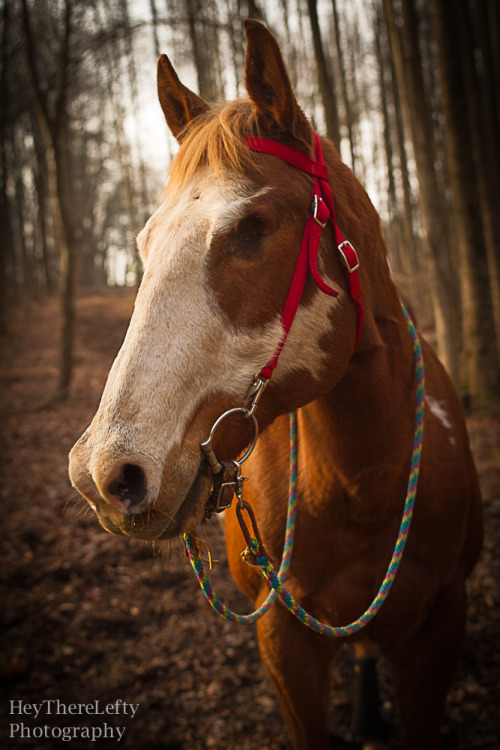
207;460;248;514
313;195;327;228
338;240;360;273
243;374;268;416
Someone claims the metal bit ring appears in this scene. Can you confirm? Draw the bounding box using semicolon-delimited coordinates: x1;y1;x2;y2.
200;407;259;473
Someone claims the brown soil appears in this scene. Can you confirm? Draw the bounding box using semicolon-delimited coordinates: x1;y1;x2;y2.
1;288;499;750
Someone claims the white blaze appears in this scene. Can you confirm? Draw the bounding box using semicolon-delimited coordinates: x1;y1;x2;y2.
90;172;340;467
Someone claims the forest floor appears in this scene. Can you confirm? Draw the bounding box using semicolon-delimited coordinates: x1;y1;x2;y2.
1;288;499;750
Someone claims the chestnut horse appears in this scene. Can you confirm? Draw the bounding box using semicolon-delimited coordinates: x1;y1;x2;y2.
69;20;482;750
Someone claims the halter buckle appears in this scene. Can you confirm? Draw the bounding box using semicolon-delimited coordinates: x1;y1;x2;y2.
244;374;268;416
206;460;248;515
313;195;328;228
338;241;360;273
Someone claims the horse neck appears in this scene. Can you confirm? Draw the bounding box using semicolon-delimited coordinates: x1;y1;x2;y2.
299;329;417;516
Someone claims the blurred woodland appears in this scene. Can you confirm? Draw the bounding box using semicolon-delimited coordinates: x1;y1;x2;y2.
1;0;499;405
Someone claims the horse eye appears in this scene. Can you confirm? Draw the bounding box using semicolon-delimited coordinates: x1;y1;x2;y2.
224;235;262;257
223;216;265;257
237;214;266;239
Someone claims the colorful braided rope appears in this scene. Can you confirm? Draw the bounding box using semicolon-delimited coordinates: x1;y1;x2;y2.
183;413;298;623
183;304;425;636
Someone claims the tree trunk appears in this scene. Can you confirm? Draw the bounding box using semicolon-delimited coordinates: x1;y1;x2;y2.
373;4;397;233
0;144;11;329
278;0;299;90
346;23;366;184
391;56;417;277
21;0;75;402
186;0;221;102
33;128;55;292
13;134;35;292
486;0;500;137
246;0;265;22
118;0;150;230
228;0;244;96
432;0;499;401
383;0;462;389
149;0;161;58
306;0;340;148
0;0;11;329
331;0;355;169
471;0;500;366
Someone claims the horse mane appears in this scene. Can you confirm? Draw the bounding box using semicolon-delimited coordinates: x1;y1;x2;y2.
165;99;264;195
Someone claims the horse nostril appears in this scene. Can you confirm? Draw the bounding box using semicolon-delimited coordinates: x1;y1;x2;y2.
107;463;148;510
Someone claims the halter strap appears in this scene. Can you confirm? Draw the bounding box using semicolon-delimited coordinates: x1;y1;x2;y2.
244;132;364;381
245;137;329;178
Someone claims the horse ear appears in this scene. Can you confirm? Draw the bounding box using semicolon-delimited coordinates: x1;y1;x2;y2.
157;54;209;141
244;19;309;139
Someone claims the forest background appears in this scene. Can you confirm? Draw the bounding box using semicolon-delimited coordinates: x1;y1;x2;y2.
1;0;499;408
1;2;500;748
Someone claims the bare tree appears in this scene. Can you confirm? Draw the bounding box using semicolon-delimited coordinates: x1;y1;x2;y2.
186;0;224;101
469;0;500;368
21;0;75;402
383;0;462;388
0;0;13;329
331;0;355;169
432;0;499;400
306;0;340;147
149;0;161;58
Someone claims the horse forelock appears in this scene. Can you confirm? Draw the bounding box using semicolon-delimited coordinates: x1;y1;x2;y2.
165;100;265;197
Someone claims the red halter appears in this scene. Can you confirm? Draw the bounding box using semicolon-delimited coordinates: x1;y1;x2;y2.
244;132;364;381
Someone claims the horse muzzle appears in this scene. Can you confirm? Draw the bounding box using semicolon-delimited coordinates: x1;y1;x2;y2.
69;435;211;541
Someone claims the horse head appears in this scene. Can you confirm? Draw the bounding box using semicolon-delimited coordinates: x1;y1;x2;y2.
69;20;381;541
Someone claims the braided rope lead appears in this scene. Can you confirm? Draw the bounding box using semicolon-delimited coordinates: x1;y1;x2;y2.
183;304;425;636
183;413;298;624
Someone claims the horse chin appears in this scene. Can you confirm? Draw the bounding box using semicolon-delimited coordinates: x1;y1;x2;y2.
95;462;211;541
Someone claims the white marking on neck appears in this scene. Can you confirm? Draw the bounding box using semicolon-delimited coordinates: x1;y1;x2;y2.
426;395;456;446
426;395;452;429
276;282;340;377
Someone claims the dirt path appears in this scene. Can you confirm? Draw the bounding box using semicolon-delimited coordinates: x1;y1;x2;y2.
1;289;499;749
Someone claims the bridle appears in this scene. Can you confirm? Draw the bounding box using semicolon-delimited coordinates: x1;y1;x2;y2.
200;130;364;516
245;131;364;376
